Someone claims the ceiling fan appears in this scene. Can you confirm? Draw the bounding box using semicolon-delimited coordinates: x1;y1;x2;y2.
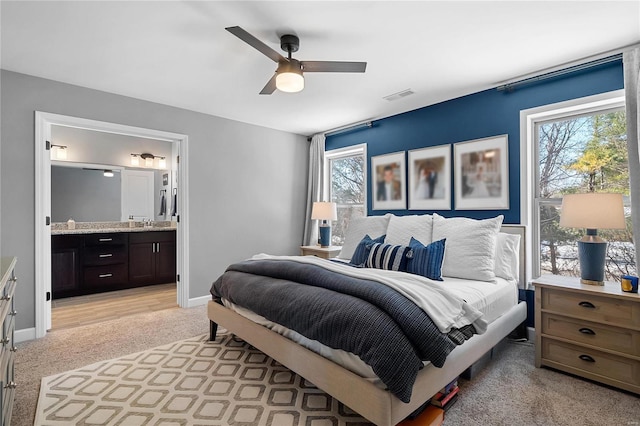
226;26;367;95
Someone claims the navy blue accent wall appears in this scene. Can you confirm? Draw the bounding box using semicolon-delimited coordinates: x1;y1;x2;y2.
326;61;624;223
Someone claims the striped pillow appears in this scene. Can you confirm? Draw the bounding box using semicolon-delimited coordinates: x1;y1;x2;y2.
406;237;446;281
350;234;386;266
365;243;412;271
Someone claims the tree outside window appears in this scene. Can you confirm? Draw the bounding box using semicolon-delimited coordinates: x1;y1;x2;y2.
327;148;366;245
537;110;636;280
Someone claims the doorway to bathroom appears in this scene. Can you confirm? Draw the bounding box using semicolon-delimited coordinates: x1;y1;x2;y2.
35;112;190;338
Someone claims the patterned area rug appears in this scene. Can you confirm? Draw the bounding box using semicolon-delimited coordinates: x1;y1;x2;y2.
35;333;372;425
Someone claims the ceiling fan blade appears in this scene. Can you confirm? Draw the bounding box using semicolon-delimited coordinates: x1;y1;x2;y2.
226;26;286;63
301;61;367;73
259;74;278;95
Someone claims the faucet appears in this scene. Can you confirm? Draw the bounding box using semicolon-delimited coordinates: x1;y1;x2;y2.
142;218;153;228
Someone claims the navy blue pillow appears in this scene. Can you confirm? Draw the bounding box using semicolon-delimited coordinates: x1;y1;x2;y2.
350;234;386;266
406;237;446;281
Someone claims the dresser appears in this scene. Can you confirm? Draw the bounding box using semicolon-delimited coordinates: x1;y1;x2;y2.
0;257;17;426
534;275;639;394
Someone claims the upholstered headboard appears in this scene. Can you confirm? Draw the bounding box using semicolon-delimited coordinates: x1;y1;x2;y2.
500;224;526;289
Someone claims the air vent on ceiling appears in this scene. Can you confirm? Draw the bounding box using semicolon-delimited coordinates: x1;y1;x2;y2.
383;89;415;101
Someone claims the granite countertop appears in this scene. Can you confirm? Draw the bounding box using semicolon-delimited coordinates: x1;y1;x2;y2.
51;221;177;235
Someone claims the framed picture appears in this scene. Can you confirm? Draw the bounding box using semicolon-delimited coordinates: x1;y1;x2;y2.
454;135;509;210
371;151;406;210
408;145;451;210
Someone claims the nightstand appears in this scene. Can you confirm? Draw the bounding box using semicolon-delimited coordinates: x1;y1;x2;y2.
533;274;640;394
300;245;342;259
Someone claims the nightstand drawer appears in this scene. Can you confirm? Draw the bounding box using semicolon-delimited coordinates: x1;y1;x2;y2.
541;313;640;356
541;339;640;388
541;287;640;328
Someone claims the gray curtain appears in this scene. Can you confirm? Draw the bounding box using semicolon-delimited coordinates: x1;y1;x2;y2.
623;48;640;270
302;133;325;245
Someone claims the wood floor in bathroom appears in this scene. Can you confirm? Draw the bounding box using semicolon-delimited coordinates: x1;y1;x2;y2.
51;283;178;330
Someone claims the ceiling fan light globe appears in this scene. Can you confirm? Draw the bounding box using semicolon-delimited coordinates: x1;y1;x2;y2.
276;72;304;93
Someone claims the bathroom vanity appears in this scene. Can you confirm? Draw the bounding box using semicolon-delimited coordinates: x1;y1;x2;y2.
51;223;176;299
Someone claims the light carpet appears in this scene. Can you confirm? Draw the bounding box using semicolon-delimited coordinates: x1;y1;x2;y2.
32;327;640;426
34;333;370;425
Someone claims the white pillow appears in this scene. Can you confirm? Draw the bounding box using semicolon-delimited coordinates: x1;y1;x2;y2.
494;232;520;282
385;214;433;246
338;214;391;260
432;213;504;282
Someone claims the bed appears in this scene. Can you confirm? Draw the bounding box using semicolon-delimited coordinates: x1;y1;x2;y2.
208;213;527;426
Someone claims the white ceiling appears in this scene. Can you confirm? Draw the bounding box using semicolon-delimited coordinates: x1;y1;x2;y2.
2;1;639;136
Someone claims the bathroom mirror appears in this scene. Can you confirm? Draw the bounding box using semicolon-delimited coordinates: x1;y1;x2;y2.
51;163;171;223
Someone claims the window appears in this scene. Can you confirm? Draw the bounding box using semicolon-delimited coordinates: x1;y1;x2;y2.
530;94;635;280
325;144;367;245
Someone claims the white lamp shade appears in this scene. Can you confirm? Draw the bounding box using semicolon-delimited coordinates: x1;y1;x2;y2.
158;157;167;169
559;193;626;229
311;202;337;221
131;155;140;166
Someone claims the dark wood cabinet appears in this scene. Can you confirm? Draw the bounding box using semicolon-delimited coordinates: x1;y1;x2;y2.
51;230;175;299
129;231;176;285
51;235;83;298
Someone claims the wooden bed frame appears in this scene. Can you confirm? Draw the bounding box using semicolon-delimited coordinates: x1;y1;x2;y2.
207;225;527;426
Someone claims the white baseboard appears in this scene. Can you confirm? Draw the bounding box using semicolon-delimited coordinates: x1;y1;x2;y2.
187;295;211;308
15;327;36;343
527;326;536;342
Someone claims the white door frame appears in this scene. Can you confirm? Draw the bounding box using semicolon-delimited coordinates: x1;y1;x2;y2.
35;111;190;339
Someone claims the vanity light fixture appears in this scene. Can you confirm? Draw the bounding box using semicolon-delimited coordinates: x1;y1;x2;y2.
103;170;114;177
142;153;154;167
51;144;68;160
131;152;166;169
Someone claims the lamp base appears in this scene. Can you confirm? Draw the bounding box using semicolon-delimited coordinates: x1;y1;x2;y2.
319;225;331;248
580;278;604;286
577;234;607;286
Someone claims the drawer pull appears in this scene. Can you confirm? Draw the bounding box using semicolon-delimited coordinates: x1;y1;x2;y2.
1;337;9;345
4;382;16;389
10;346;17;352
578;354;595;363
99;238;113;242
578;301;596;309
9;310;17;316
8;277;17;283
578;327;596;335
0;295;11;302
98;273;113;278
99;254;113;258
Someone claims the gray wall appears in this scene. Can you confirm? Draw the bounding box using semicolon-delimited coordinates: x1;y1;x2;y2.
51;166;121;222
1;70;309;331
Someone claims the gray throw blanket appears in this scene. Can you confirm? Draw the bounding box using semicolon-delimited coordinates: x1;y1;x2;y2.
211;259;478;403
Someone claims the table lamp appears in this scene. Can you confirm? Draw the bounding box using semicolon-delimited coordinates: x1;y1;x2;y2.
559;193;626;285
311;202;337;247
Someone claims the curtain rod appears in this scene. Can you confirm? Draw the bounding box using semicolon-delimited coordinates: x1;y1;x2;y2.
496;54;622;92
324;121;373;138
496;43;640;92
